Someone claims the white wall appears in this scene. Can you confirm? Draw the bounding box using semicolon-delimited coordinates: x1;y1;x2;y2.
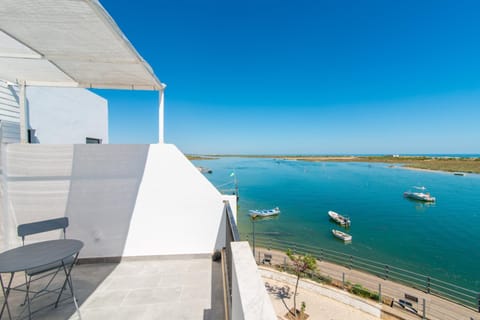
122;143;226;256
0;143;227;257
27;86;108;144
231;242;277;320
0;80;108;144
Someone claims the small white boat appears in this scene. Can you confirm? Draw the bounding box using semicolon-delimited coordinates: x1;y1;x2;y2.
332;229;352;242
196;166;212;174
249;207;280;218
328;211;351;227
403;190;435;202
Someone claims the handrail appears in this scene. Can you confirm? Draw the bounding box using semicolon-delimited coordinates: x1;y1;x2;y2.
248;234;480;311
224;201;240;241
223;201;240;320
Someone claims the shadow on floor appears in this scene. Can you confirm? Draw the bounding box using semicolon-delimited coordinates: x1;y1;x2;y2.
1;262;118;320
203;258;225;320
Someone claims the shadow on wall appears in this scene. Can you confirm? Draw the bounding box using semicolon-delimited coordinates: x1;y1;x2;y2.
66;144;149;258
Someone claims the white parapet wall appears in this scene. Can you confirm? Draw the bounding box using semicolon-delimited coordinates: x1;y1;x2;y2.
0;143;228;257
231;241;277;320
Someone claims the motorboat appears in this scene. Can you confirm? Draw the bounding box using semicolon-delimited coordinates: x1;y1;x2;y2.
328;210;351;227
404;191;435;202
249;207;280;218
332;229;352;242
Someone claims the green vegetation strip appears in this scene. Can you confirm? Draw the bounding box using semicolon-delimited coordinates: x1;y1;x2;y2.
188;154;480;174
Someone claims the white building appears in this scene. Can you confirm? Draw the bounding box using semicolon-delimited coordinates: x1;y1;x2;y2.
0;81;108;144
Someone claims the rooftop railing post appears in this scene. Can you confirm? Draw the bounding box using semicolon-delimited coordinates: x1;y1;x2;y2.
378;283;382;303
384;265;389;280
251;218;256;258
477;293;480;312
349;255;353;270
342;272;345;289
422;298;426;319
426;276;431;294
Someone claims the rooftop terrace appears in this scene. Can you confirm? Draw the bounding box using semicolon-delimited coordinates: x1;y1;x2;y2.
3;256;224;320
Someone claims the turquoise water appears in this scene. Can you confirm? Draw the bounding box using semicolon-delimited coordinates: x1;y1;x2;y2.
193;157;480;291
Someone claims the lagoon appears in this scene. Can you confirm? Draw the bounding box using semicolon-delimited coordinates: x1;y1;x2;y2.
193;157;480;291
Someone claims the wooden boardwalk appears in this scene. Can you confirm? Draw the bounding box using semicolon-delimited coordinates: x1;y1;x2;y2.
256;247;479;320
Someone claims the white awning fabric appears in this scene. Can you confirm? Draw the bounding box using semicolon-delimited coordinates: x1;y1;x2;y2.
0;0;163;90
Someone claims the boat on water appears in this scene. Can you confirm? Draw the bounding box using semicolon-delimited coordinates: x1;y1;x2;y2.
332;229;352;242
454;172;465;176
328;210;351;227
403;186;435;202
196;166;212;174
249;207;280;218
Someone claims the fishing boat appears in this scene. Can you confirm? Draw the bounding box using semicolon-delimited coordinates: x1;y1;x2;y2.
249;207;280;218
328;210;351;227
403;187;436;202
332;229;352;242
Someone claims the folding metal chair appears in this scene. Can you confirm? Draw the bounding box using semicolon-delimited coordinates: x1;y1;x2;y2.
16;217;75;307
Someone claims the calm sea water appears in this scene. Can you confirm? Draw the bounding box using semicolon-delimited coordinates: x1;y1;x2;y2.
193;157;480;290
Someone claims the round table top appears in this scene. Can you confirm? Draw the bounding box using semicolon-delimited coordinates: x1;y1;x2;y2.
0;239;84;273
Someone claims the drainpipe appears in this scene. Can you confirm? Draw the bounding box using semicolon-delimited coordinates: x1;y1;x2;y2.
158;84;166;144
19;81;28;143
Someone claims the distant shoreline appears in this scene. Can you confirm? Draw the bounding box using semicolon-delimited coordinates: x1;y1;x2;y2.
187;154;480;174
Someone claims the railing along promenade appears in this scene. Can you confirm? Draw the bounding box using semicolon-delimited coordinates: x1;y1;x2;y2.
245;234;479;320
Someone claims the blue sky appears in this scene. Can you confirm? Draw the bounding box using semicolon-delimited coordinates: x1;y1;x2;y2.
98;0;480;154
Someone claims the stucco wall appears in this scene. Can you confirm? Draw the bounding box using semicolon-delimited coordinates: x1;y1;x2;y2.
27;86;108;144
0;143;226;257
0;80;108;144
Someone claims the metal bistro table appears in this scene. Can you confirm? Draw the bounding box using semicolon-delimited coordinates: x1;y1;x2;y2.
0;239;83;320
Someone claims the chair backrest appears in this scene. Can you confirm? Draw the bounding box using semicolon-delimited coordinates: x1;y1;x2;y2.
17;217;69;245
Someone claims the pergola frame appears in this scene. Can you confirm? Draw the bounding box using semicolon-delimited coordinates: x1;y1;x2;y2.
0;0;166;143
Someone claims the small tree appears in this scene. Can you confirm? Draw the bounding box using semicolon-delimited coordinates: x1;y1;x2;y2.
286;249;317;319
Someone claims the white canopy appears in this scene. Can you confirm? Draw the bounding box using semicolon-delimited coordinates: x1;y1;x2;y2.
0;0;163;90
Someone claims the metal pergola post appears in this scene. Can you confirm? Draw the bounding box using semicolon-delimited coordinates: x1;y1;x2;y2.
158;85;166;144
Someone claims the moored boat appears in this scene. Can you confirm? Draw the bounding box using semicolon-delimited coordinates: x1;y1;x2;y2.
403;191;436;202
332;229;352;242
328;210;351;227
249;207;280;218
403;186;436;202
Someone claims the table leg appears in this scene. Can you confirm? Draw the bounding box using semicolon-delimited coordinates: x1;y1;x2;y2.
0;272;14;320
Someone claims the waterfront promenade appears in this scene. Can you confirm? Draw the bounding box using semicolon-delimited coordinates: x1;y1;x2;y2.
262;268;381;320
256;247;479;320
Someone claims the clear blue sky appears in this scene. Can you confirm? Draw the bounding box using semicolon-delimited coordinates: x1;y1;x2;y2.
98;0;480;155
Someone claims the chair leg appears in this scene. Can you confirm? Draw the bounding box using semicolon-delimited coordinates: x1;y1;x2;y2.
55;253;79;309
25;272;32;320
